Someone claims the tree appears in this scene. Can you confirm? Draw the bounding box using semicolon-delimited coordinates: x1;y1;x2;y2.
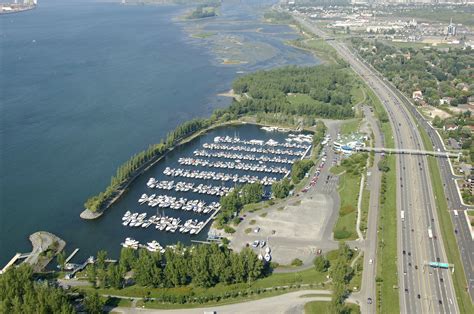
119;247;136;274
107;264;124;289
314;255;330;272
272;178;291;198
56;251;66;271
432;115;444;128
291;159;314;183
84;291;104;314
164;249;189;287
337;242;353;263
86;264;97;287
133;250;163;287
240;182;263;204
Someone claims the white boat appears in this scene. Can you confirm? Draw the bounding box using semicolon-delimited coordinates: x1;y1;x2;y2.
265;247;271;254
264;253;271;262
122;210;132;220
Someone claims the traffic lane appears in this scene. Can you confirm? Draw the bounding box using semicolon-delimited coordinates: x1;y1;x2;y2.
419;157;452;313
370;60;451;312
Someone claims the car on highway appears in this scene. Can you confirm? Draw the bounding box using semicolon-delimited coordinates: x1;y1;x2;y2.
367;298;372;304
369;259;373;265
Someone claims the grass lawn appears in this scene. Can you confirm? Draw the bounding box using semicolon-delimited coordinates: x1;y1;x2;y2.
304;301;360;314
360;188;370;233
375;155;399;314
78;267;331;308
349;253;364;292
340;118;361;135
333;171;360;240
294;38;342;64
287;93;320;107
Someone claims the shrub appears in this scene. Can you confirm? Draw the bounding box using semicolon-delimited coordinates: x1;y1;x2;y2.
291;258;303;267
224;226;236;234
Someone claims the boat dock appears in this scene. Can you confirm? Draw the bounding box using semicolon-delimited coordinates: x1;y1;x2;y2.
64;248;79;264
0;252;31;274
301;144;312;160
66;256;94;279
195;206;221;235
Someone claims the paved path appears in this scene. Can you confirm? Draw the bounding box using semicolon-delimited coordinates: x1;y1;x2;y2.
108;290;356;314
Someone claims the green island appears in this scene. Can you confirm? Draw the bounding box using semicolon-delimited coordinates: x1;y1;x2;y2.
185;1;220;20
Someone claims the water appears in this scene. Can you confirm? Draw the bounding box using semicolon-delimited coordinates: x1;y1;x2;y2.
0;0;317;265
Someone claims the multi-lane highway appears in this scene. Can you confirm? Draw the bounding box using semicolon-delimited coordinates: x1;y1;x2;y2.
292;16;460;313
382;76;474;301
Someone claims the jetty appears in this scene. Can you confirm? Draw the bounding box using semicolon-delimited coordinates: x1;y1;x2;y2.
0;253;30;274
195;206;221;235
65;248;80;264
66;256;94;279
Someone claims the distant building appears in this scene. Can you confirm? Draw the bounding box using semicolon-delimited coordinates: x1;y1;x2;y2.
447;18;456;36
412;90;423;101
439;97;453;105
443;124;459;132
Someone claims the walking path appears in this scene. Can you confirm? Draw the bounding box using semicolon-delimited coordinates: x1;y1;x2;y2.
107;290;360;314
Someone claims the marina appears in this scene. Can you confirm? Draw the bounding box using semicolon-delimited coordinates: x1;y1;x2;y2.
96;124;314;255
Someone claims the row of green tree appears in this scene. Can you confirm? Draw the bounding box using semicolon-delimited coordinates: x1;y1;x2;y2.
291;159;315;184
84;243;265;290
313;242;355;313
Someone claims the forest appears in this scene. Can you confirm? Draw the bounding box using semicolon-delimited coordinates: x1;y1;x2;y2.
230;65;356;120
0;264;75;313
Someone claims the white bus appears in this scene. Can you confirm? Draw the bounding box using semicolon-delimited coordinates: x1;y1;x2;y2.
401;210;405;222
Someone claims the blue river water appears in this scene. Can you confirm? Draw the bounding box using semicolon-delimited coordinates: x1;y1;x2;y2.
0;0;317;265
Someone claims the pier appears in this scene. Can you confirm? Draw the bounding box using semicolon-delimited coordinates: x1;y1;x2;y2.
64;248;79;264
195;206;221;235
66;256;94;279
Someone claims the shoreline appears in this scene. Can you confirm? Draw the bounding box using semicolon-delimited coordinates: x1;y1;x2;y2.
81;118;311;220
81;120;244;219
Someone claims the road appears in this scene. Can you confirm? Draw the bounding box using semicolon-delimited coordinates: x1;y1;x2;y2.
357;105;384;314
108;290;359;314
382;80;474;301
293;16;459;313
